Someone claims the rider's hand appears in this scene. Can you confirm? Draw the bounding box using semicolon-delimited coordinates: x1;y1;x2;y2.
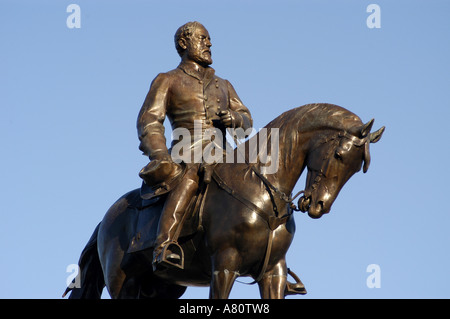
152;151;173;163
217;110;234;127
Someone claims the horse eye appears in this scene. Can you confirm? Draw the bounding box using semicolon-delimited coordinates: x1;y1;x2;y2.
334;150;342;160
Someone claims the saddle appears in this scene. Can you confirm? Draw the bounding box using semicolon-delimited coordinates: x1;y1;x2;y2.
127;180;208;255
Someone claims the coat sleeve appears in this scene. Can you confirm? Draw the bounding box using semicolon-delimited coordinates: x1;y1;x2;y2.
137;73;170;160
226;80;253;131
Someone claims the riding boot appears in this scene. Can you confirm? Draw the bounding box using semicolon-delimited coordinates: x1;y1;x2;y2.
152;167;199;271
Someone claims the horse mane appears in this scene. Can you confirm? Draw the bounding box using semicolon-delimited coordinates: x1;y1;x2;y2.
265;103;363;134
240;103;364;172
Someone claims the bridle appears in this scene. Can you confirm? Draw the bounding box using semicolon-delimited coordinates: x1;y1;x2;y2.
300;131;369;207
230;129;368;216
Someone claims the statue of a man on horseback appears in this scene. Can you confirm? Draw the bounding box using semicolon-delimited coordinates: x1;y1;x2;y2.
64;21;384;300
137;21;253;270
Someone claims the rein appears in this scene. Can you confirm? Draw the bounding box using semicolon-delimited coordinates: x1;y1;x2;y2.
248;164;304;213
230;126;304;214
212;170;295;231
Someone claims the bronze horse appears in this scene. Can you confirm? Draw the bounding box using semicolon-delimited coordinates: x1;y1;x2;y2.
64;103;384;299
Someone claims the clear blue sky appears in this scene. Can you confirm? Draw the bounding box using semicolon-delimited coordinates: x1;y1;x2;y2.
1;0;449;299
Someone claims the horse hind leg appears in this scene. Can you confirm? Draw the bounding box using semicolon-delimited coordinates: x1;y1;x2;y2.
106;268;187;299
138;272;187;299
103;256;129;298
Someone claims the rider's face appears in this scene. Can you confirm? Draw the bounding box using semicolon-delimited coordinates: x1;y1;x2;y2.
184;25;212;66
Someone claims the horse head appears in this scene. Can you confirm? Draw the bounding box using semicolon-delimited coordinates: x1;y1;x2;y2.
298;119;385;218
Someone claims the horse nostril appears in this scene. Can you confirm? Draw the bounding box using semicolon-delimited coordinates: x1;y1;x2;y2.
317;201;324;211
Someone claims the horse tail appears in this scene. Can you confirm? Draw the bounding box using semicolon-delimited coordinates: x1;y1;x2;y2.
62;223;105;299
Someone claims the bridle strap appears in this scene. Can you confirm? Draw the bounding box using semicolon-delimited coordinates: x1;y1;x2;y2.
248;164;303;213
212;170;292;231
230;126;302;213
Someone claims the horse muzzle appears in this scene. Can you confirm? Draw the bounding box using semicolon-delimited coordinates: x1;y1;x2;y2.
307;200;326;219
298;194;329;219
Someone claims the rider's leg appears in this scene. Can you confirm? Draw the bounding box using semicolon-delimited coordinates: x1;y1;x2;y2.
153;165;199;269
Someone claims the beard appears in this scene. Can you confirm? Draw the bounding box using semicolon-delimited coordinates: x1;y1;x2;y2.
187;47;212;66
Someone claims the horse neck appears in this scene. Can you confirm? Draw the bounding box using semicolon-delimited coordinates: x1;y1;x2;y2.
250;103;363;196
251;127;314;196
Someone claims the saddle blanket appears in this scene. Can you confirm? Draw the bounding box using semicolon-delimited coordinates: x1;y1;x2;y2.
127;188;204;254
127;196;165;254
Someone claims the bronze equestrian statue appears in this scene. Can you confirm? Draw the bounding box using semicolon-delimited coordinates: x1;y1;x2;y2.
63;23;385;299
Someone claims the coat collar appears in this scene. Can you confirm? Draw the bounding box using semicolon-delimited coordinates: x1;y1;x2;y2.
177;60;215;85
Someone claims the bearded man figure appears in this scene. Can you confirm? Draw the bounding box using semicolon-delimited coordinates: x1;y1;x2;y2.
137;22;253;270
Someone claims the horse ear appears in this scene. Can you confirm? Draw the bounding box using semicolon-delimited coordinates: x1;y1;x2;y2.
360;119;374;137
370;126;385;143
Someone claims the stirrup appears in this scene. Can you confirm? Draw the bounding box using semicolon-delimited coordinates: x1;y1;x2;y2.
153;242;184;271
285;268;307;296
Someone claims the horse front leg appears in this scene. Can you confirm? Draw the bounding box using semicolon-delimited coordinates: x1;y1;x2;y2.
209;248;240;299
257;259;287;299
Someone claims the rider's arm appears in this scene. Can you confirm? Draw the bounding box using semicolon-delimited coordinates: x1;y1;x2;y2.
137;73;171;161
226;80;253;131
